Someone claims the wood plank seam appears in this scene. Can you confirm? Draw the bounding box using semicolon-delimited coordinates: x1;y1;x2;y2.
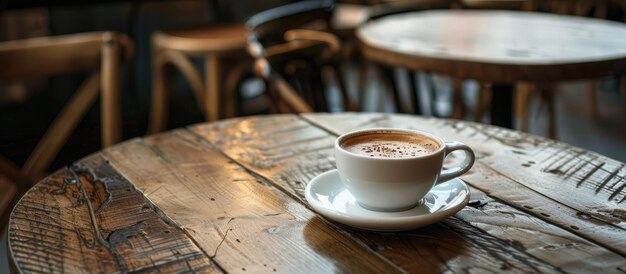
477;161;626;244
181;128;406;273
298;113;626;257
297;115;625;264
9;155;221;273
102;140;229;274
178;129;315;206
189;115;616;272
441;119;626;211
442;217;563;273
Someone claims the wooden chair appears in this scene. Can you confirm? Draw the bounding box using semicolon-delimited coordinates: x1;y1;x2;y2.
331;1;455;87
148;24;251;134
0;31;133;230
247;0;354;113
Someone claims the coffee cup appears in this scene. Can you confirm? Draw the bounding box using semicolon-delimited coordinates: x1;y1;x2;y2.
335;128;475;212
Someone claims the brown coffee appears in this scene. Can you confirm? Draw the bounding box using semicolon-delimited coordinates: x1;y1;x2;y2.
340;132;440;159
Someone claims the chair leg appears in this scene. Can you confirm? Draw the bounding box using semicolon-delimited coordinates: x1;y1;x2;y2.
261;78;280;114
541;85;558;139
378;66;402;112
291;64;318;111
205;54;221;122
332;63;357;112
473;82;491;122
587;80;597;116
274;75;314;113
223;60;250;118
424;73;440;117
407;71;421;114
312;67;328;112
148;50;171;134
101;32;122;147
515;82;531;132
452;78;464;119
164;50;205;113
355;60;370;111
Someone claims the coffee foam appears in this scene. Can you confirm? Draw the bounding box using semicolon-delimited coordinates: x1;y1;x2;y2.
341;132;439;159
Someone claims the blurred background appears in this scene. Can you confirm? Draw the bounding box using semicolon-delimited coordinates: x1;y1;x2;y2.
0;0;293;171
2;0;626;269
1;0;626;240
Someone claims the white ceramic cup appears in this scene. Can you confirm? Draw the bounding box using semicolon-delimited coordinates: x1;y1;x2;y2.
335;128;475;212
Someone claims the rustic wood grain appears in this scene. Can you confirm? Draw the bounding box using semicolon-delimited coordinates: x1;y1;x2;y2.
101;130;399;273
191;115;610;273
302;113;626;256
9;113;626;273
7;154;218;273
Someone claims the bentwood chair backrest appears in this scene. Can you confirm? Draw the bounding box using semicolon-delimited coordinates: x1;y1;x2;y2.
247;0;354;113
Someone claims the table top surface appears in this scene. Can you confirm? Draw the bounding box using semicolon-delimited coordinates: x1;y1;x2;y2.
7;113;626;273
357;10;626;81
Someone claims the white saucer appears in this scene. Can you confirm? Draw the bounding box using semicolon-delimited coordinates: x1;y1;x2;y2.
305;169;470;231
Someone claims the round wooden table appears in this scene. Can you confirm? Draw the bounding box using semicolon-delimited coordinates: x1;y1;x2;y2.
7;113;626;273
357;10;626;135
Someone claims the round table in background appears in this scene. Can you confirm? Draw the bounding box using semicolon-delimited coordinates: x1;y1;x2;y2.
7;113;626;273
357;10;626;136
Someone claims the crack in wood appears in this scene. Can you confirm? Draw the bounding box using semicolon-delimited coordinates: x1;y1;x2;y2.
106;221;147;248
595;165;623;195
444;217;565;273
562;154;596;180
185;129;307;206
210;218;235;259
608;172;626;190
70;162;114;214
546;150;586;176
542;147;570;171
145;140;173;164
576;162;605;188
469;162;626;256
69;163;128;273
260;134;329;151
608;177;626;202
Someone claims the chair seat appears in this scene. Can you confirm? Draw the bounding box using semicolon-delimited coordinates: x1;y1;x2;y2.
149;24;253;131
155;24;249;54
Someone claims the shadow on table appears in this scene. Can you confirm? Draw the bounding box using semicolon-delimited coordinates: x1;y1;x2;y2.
303;216;470;272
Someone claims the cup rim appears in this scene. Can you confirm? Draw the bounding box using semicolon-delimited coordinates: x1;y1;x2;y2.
335;128;445;160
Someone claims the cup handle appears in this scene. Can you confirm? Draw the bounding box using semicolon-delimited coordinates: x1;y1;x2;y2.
436;141;475;184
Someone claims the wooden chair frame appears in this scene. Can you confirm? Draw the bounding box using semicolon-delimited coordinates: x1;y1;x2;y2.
247;0;355;113
148;24;251;134
0;31;133;229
